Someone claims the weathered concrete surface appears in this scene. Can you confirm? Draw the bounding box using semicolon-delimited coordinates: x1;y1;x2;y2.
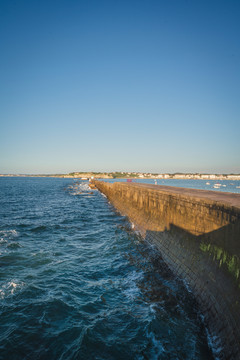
93;180;240;360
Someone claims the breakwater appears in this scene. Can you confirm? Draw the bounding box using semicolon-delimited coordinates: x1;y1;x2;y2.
92;180;240;360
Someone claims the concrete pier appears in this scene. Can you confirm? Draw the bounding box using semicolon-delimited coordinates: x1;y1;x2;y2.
92;180;240;360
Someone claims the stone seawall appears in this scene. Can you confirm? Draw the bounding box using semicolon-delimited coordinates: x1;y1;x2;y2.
92;180;240;360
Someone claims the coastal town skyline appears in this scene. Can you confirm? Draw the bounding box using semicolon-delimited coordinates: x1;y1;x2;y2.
1;171;240;179
1;0;239;174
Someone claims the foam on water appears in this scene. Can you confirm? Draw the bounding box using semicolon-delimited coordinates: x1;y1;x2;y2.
68;181;95;196
146;331;166;359
0;280;25;299
205;327;222;360
0;229;18;239
122;269;144;300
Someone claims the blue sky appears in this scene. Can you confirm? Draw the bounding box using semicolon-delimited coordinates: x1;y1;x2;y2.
0;0;239;174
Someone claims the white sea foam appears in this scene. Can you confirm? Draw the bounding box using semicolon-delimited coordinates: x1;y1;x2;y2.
9;281;18;294
149;303;157;314
182;279;193;294
122;270;144;300
0;229;19;240
69;182;93;195
147;331;165;359
0;280;25;299
200;315;222;360
0;230;19;247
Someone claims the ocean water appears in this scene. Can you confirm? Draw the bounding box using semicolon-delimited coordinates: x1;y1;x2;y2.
0;177;215;360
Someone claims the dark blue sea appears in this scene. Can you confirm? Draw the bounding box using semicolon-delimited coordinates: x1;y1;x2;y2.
0;177;216;359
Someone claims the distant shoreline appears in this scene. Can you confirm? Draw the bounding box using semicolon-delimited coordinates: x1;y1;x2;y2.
0;172;240;181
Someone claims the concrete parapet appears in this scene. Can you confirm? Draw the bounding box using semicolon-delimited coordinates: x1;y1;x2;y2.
92;180;240;360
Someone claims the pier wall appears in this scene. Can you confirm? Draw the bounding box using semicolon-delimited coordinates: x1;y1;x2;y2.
92;180;240;360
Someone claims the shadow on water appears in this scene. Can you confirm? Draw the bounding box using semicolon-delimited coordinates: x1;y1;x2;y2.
143;218;240;360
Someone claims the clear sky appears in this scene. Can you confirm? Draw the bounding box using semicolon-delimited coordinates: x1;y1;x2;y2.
0;0;239;174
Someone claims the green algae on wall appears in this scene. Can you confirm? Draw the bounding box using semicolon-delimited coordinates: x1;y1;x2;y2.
200;242;240;281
